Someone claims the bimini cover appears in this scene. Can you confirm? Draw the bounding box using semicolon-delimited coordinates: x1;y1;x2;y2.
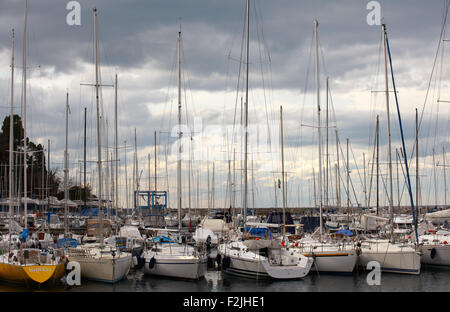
245;227;274;240
150;235;176;244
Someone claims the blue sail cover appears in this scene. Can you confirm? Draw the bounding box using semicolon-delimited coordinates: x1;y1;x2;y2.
20;229;29;241
57;238;78;248
335;228;354;236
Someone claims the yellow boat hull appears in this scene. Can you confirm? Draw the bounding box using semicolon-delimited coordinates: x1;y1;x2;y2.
0;262;66;285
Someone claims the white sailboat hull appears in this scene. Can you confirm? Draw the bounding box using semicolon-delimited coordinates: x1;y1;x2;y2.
358;241;421;275
218;241;313;279
68;248;132;283
142;253;207;280
305;251;357;273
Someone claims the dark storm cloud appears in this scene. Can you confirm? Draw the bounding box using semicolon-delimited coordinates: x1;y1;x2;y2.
0;0;446;92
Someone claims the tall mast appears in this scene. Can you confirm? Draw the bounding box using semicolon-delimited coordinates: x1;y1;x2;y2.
154;131;157;193
314;20;323;240
177;30;182;233
134;128;139;212
376;115;379;215
23;0;28;229
93;8;104;247
47;140;50;217
443;146;447;207
382;24;394;233
124;140;128;209
433;148;437;205
83;107;87;209
280;106;286;236
415;108;419;217
325;77;329;212
8;29;15;247
243;0;250;232
346;138;350;227
64;91;69;236
114;74;119;211
335;130;340;207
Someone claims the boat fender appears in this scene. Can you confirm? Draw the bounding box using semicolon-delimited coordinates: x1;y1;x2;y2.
149;257;156;269
216;253;222;267
132;256;138;267
222;256;231;269
430;248;437;259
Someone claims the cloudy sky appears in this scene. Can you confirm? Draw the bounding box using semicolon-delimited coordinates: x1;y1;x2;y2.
1;0;450;210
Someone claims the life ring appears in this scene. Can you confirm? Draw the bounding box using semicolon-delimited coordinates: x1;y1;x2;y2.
148;256;156;269
430;248;437;259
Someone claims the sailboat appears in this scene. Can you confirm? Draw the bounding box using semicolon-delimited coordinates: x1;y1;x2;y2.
218;106;312;279
218;3;313;279
357;24;421;275
140;30;207;280
289;20;358;274
0;1;66;286
67;8;132;284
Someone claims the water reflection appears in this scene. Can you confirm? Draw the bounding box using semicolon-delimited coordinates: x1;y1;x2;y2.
0;266;448;292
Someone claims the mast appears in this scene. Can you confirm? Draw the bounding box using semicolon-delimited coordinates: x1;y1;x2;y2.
23;0;29;229
243;0;250;232
134;128;138;211
376;115;379;215
8;29;15;257
93;8;104;247
47;140;50;218
212;162;215;210
325;77;329;212
346;138;350;227
124;140;128;210
64;91;69;236
280;106;286;236
177;30;182;234
363;152;368;208
415;108;419;217
433;148;437;205
154;131;157;227
382;24;394;235
443;146;447;207
335;130;340;207
314;20;323;240
114;74;118;211
83;107;87;210
154;131;157;193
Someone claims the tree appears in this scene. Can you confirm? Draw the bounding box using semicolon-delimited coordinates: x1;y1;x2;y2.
0;115;60;198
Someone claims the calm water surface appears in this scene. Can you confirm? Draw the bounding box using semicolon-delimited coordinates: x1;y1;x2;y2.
0;265;448;292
